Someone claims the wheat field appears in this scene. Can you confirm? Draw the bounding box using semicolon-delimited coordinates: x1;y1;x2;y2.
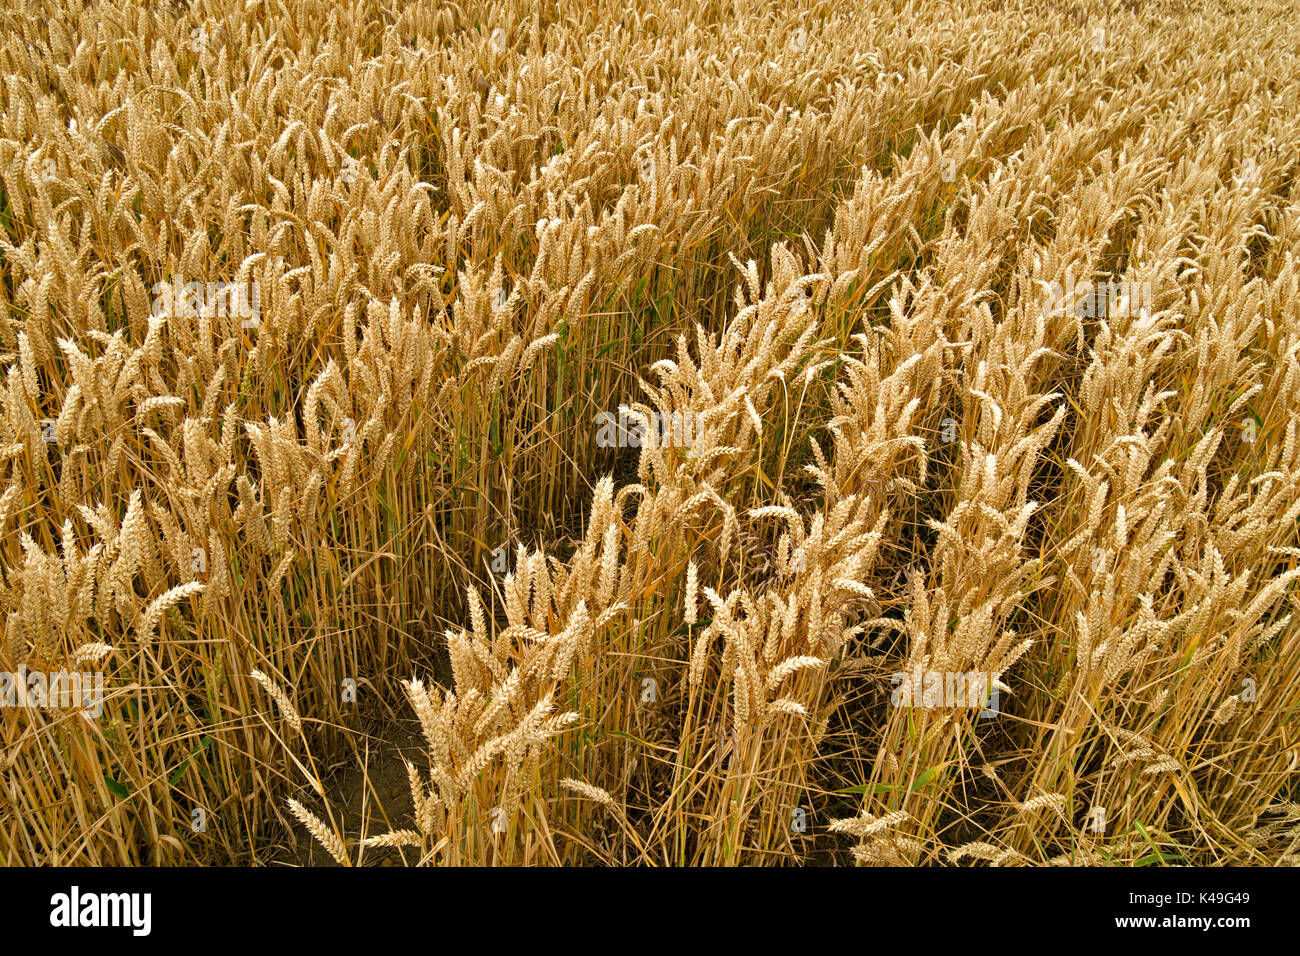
1;0;1298;867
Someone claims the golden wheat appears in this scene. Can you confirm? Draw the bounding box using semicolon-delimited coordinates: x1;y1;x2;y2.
0;0;1297;867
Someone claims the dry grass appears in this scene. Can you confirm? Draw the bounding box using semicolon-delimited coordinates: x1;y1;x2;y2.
1;0;1299;866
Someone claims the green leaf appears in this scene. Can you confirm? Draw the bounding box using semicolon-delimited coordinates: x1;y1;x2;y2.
104;775;131;799
1130;820;1177;865
909;764;944;792
168;736;215;787
836;783;895;794
608;729;654;748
